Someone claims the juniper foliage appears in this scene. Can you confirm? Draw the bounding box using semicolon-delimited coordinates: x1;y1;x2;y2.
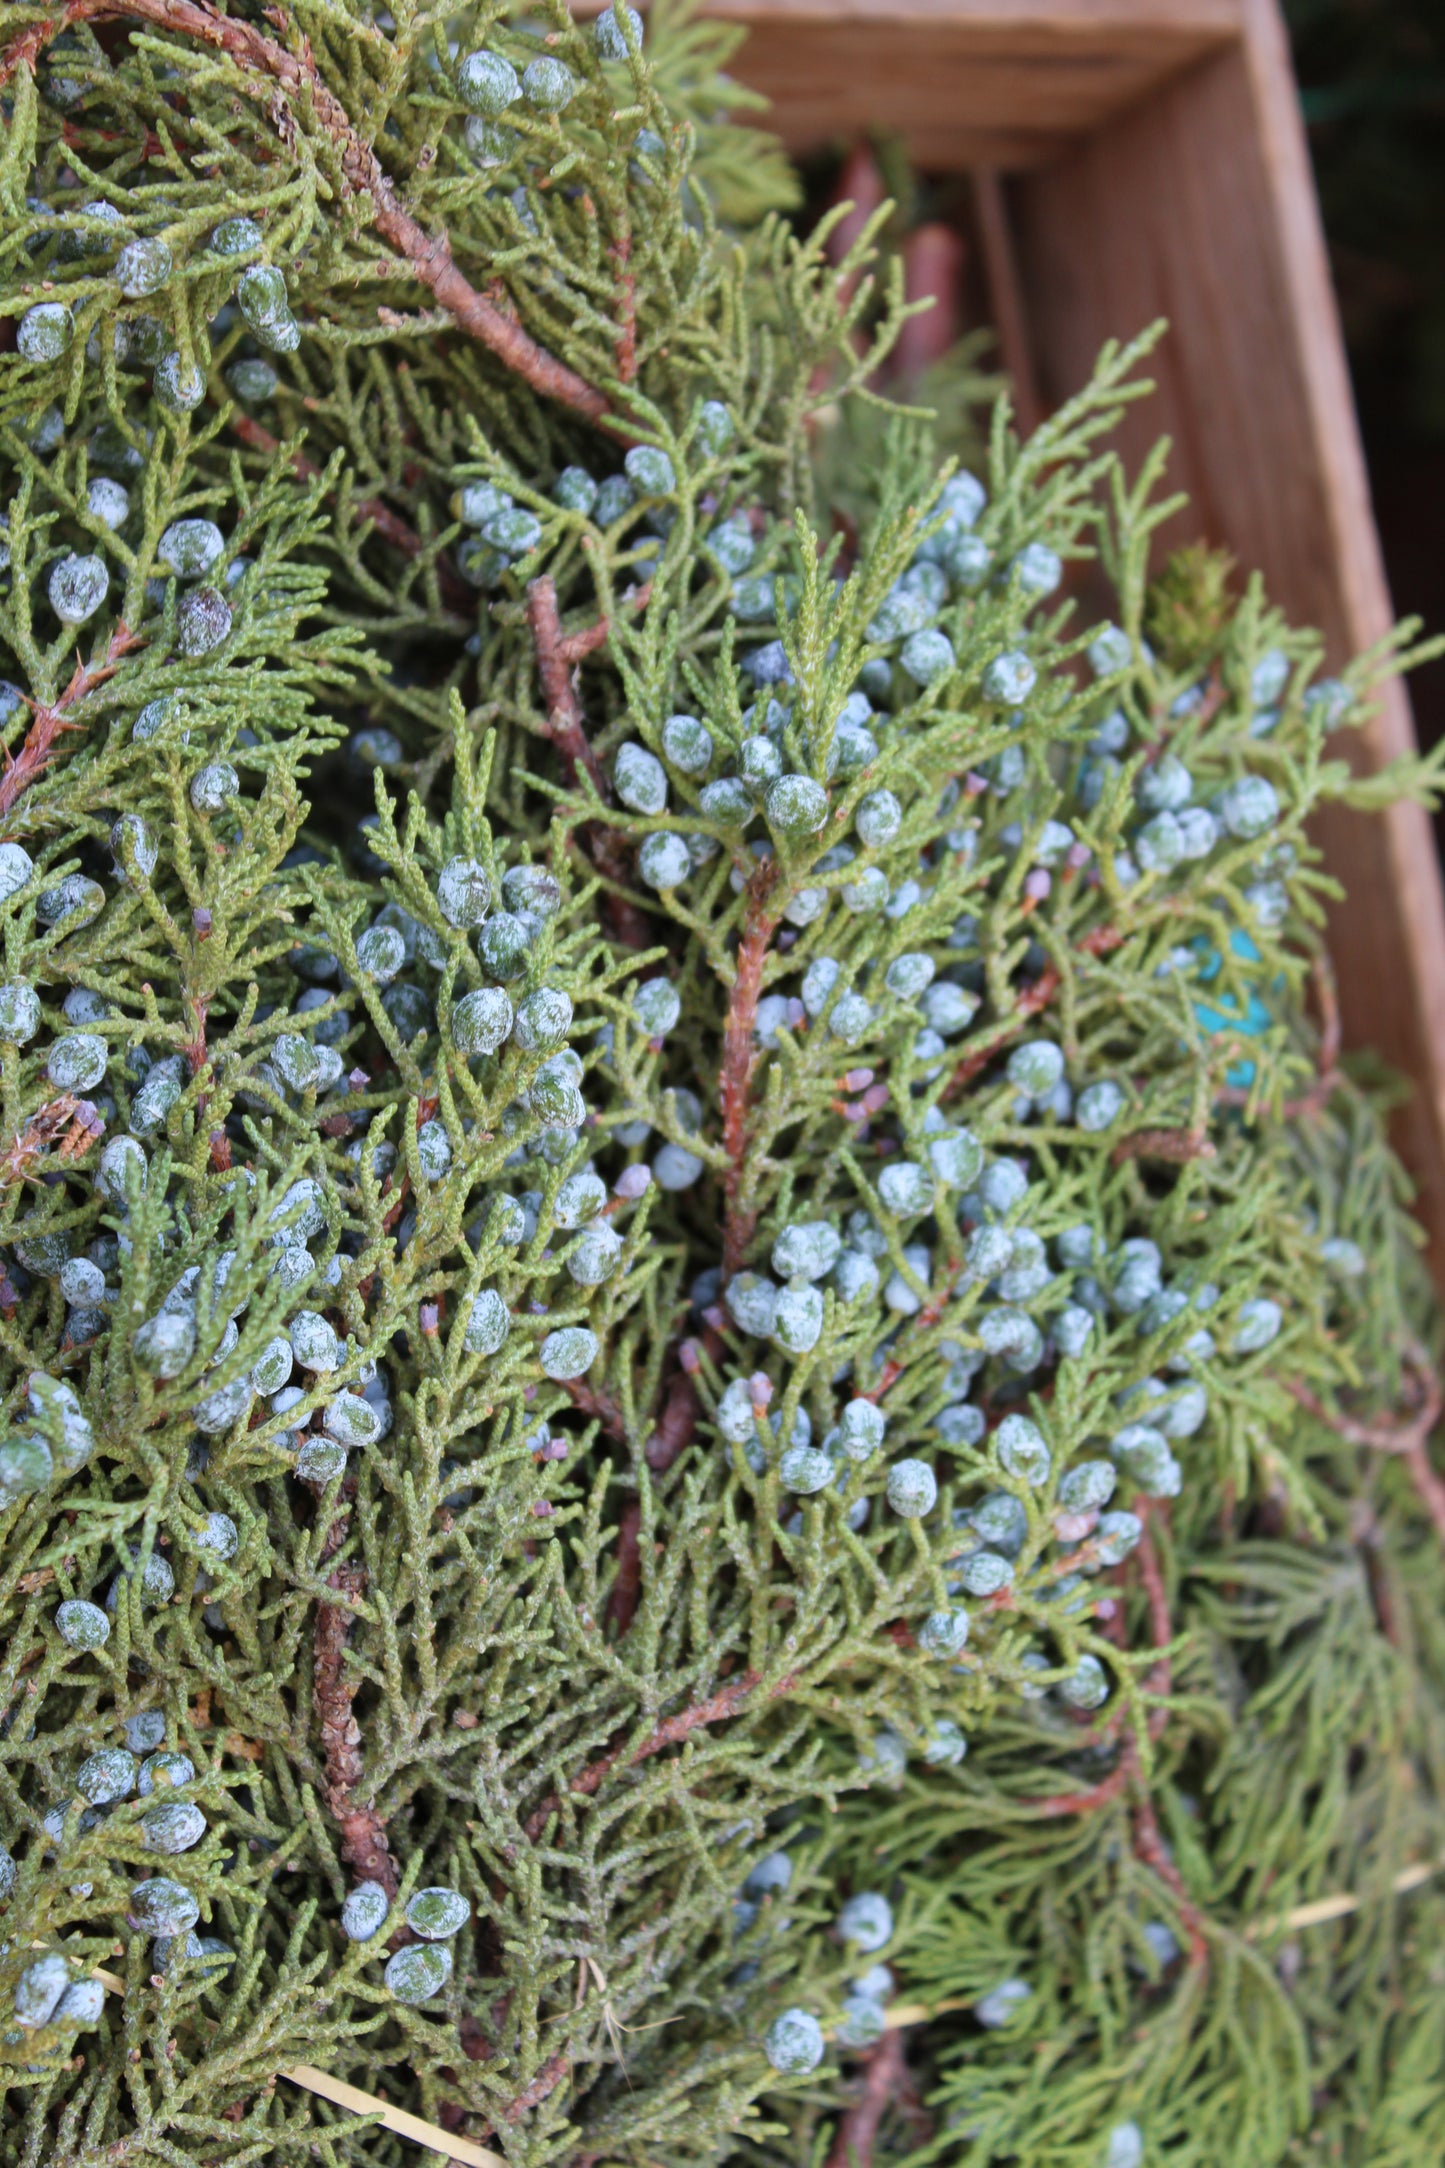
0;5;1443;2166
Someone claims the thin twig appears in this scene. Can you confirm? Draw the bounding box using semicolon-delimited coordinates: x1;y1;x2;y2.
523;1671;761;1841
1288;1344;1445;1553
824;2027;905;2168
4;0;608;422
720;862;781;1278
1111;1126;1216;1167
314;1558;400;1898
0;623;142;822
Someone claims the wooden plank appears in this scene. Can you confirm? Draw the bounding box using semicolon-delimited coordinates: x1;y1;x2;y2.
672;3;1241;164
1007;2;1445;1267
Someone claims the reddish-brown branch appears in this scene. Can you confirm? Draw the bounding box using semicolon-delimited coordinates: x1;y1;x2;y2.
720;866;781;1278
555;583;651;666
946;925;1123;1101
1288;1347;1445;1553
562;1376;628;1441
604;1498;643;1640
231;416;472;612
646;1340;712;1473
0;623;142;821
1112;1126;1216;1168
501;2051;570;2124
523;1671;760;1841
527;575;606;795
825;2028;905;2168
314;1559;400;1899
4;0;607;422
611;233;638;385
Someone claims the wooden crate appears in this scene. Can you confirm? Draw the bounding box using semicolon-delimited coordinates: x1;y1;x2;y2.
687;0;1445;1279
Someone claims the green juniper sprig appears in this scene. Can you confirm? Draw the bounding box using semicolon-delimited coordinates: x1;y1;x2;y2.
0;5;1443;2166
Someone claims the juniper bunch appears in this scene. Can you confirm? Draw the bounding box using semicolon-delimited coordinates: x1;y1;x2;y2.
0;6;1442;2167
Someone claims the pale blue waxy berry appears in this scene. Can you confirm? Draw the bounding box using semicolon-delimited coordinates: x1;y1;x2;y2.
975;1977;1033;2028
130;1877;200;1935
142;1801;206;1854
595;4;643;58
837;1892;892;1953
840;866;889;915
886;1458;937;1517
452;986;514;1055
289;1310;339;1372
858;1728;908;1786
725;1272;777;1338
55;1597;111;1649
837;1399;885;1460
52;1975;106;2029
624;445;675;498
227;356;278;401
416;1118;453;1179
919;1607;970;1656
236;262;288;330
979;1159;1029;1217
878;1161;933;1217
0;841;35;902
513;986;572;1054
661;713;712;774
937;1402;986;1447
158;519;225;579
738;736;782;795
1231;1297;1282;1353
0;982;41;1042
458;48;520;114
1059;1654;1110;1709
568;1222;623;1285
1218;774;1280;840
463;1289;510;1355
614;742;668;815
1088;623;1134;677
297;1437;348;1485
1105;2122;1145;2168
476;911;532;982
125;1712;167;1753
773;1282;824;1354
628;978;679;1040
116;235;173;297
922;982;978;1037
833;1250;880;1303
764;2007;824;2075
355;923;405;984
193;1375;252;1435
764;774;828;840
1007;1039;1064;1098
77;1746;137;1804
834;1992;886;2050
435;856;491;930
783;885;827;929
48;1031;107;1091
192;1512;239;1563
385;1941;453;2003
188;761;239;815
923;1720;967;1767
930;1128;984;1190
1321;1235;1366;1277
341;1881;390;1941
1095;1510;1143;1565
901;628;955;685
138;1751;195;1795
1138;753;1193;813
157;349;214;406
854;790;901;849
996;1413;1051;1485
1059;1461;1115;1513
134;1309;196;1380
779;1442;833;1492
1076;1080;1126;1132
323;1392;382;1447
50;552;109;625
539;1326;598;1379
885;952;935;999
175;586;232;656
956;1550;1014;1597
638;831;691;889
406;1886;470;1940
1013;541;1062;595
18;301;75;362
86;477;131;537
700;779;753;828
653;1143;703;1190
549;466;597;516
14;1952;72;2029
801;957;841;1018
481;504;542;557
772;1221;842;1282
981;649;1036;704
522;56;575;110
1135;811;1184;873
831;992;875;1044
